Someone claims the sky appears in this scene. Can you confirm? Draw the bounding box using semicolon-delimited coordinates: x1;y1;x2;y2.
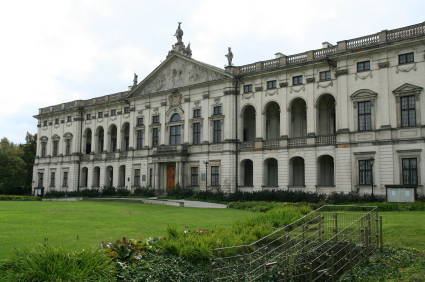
0;0;424;143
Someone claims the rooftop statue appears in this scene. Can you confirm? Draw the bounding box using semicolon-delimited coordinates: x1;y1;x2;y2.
174;22;183;44
133;73;138;87
225;47;233;66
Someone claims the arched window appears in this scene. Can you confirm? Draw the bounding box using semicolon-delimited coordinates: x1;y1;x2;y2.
170;113;181;122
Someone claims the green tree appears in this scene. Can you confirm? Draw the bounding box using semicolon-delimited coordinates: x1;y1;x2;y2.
20;133;37;191
0;138;26;194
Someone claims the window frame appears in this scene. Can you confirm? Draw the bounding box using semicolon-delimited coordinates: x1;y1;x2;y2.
211;166;220;187
266;80;277;90
358;101;372;131
213;105;222;116
243;84;253;93
62;171;68;188
212;119;222;143
398;52;414;65
193;108;201;118
358;159;373;185
50;171;55;187
136;117;144;126
357;60;371;72
134;169;141;187
152;115;160;124
136;129;144;150
402;157;418;185
98;112;103;118
192;122;201;144
400;95;416;127
152;127;159;147
191;167;199;187
169;125;181;145
292;75;303;86
319;71;331;81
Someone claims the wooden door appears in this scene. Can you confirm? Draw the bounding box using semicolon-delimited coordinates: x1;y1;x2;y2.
166;164;176;190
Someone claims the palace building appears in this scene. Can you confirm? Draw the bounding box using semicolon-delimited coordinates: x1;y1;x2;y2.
33;22;425;197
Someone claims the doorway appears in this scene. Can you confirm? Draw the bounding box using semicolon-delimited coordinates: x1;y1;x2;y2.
166;163;176;191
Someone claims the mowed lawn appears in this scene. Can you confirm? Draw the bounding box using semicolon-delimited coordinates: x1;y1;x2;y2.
0;201;254;260
381;211;425;250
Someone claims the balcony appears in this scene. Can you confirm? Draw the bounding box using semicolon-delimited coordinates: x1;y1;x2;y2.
154;144;188;156
239;141;255;151
263;139;279;149
315;135;336;146
288;137;307;148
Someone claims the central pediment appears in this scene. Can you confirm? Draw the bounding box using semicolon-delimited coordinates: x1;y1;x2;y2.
130;53;232;96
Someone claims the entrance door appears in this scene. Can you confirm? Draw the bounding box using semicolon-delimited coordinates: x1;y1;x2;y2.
166;164;176;191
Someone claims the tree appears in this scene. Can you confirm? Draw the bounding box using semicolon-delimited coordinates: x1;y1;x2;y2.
20;133;37;191
0;138;26;194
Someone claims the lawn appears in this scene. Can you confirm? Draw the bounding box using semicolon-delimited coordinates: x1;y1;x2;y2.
0;201;254;260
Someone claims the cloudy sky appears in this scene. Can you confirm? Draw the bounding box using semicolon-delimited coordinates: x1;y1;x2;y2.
0;0;424;143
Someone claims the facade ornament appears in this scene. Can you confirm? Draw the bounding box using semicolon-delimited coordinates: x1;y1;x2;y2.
225;47;233;66
184;43;192;57
174;22;183;44
133;73;138;88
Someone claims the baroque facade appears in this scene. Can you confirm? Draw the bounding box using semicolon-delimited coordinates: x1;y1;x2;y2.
33;22;425;196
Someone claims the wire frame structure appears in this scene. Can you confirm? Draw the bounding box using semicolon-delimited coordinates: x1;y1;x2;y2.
211;205;383;281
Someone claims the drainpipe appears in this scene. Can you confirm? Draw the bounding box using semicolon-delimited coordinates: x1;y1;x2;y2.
234;77;240;193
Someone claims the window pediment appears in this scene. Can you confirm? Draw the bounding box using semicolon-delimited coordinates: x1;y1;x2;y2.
350;89;378;102
392;83;423;97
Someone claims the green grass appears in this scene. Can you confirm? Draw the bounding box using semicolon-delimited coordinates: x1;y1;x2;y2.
381;211;425;250
0;201;254;260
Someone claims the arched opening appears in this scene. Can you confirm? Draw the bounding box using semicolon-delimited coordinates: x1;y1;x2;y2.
242;105;256;142
93;167;100;188
265;102;280;140
81;167;88;188
83;128;92;154
105;166;113;187
317;94;336;135
118;165;126;188
108;125;117;152
290;98;307;137
121;123;130;151
169;113;182;145
240;159;254;187
95;126;104;153
290;157;305;186
318;155;335;186
264;158;278;187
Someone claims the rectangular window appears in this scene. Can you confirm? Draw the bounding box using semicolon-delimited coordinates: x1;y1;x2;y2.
358;101;372;131
169;125;181;145
86;114;91;120
137;117;144;126
399;52;414;65
292;76;303;86
213;105;222;115
152;127;159;147
402;158;418;185
41;143;47;157
243;84;253;93
213;120;222;143
65;139;71;156
55;118;59;124
149;168;153;187
319;71;331;81
152;115;159;124
62;171;68;187
266;80;277;89
52;140;59;156
124;107;130;114
98;112;103;118
400;95;416;127
110;109;116;116
136;129;144;149
134;169;141;187
193;109;201;118
359;159;373;185
191;167;199;186
357;61;370;72
211;166;220;187
192;122;201;144
43;120;48;127
50;172;55;187
67;116;72;122
37;172;44;188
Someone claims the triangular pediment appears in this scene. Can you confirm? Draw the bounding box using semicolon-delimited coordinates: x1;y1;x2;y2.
393;83;423;96
129;53;232;97
350;89;378;101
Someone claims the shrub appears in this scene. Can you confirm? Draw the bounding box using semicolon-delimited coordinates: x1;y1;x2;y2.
0;195;40;201
102;237;160;262
43;190;81;198
167;187;194;198
133;187;156;197
116;188;130;196
80;188;100;197
0;245;116;281
102;187;117;196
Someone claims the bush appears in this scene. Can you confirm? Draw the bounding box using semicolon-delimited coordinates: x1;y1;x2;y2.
102;187;117;196
43;190;82;198
80;188;100;197
0;195;40;201
0;245;116;281
116;188;130;196
0;186;31;195
133;187;156;197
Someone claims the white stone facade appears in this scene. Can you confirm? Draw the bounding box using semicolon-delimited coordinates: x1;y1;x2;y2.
33;22;425;196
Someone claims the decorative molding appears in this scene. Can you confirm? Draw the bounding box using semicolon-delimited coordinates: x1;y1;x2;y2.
223;89;238;95
392;83;423;96
396;62;417;73
265;90;277;96
355;71;372;80
160;101;167;107
350;89;378;101
378;61;389;69
183;97;190;103
317;80;333;89
243;92;254;99
279;82;288;88
168;92;182;107
289;85;305;93
255;86;263;92
202;93;209;99
214;97;221;103
194;100;201;107
335;69;348;77
306;77;315;83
